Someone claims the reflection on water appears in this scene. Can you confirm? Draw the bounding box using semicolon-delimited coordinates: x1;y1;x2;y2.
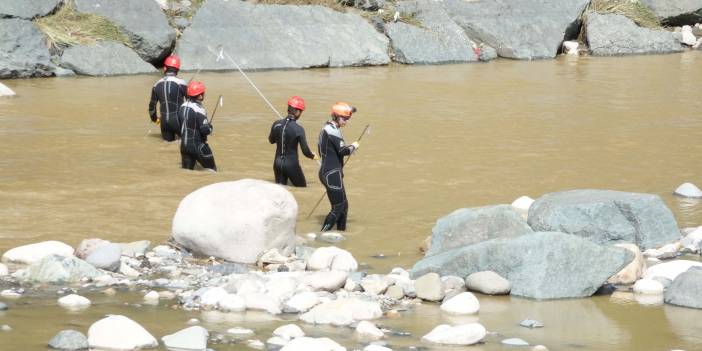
1;53;702;350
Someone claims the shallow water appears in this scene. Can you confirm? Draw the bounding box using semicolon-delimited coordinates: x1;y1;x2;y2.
1;52;702;350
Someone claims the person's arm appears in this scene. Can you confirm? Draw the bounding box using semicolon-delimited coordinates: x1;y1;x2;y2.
298;127;315;159
148;86;158;122
337;137;355;157
268;121;278;144
198;113;212;137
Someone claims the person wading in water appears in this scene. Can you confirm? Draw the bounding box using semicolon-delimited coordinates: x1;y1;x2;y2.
179;81;216;172
317;102;359;232
268;96;318;187
148;55;187;141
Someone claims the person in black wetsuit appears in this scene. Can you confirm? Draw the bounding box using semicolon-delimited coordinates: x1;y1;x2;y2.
148;55;187;141
268;96;318;187
317;102;360;232
179;81;216;172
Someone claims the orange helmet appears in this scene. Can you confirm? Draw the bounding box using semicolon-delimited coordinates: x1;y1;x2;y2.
163;55;181;70
187;81;206;97
331;102;356;118
287;96;305;111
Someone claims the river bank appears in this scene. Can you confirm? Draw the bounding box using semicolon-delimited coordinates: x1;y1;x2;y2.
2;0;702;79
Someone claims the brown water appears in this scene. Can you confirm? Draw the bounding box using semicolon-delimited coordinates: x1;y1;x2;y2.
1;52;702;350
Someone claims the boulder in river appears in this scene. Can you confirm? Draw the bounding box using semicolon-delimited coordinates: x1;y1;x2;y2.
421;323;486;345
387;1;492;64
48;329;89;351
0;0;61;19
177;0;389;71
25;255;102;284
643;260;702;281
427;204;533;256
171;179;297;264
411;231;634;299
465;271;511;295
74;0;175;64
300;298;382;326
439;0;590;59
84;243;122;272
0;19;55;78
59;41;157;76
3;241;74;265
664;266;702;309
641;0;702;26
88;315;158;350
528;189;680;250
674;182;702;198
585;12;683;56
161;326;208;351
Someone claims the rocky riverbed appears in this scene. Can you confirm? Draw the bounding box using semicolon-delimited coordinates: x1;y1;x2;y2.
3;0;702;79
1;180;701;350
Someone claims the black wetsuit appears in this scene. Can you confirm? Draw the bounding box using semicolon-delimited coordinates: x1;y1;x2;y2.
318;121;356;231
148;72;187;141
179;99;216;171
268;115;315;187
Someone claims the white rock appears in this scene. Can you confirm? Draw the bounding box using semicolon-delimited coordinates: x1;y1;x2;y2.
2;241;73;264
279;337;346;351
364;345;392;351
273;324;305;340
440;292;480;314
200;287;228;308
187;319;200;325
356;320;384;340
144;291;160;302
608;243;646;285
643;260;702;281
0;263;8;276
1;325;11;331
58;294;91;309
681;227;702;248
258;248;291;266
466;271;511;295
305;233;317;241
307;247;357;272
674;182;702;198
219;293;246;312
162;326;208;351
1;290;21;298
300;298;382;326
265;276;298;302
88;315;157;350
172;180;297;264
389;267;409;277
0;83;16;97
119;262;140;277
283;291;320;313
562;41;579;55
243;293;281;314
247;339;265;349
230;275;266;295
154;0;168;10
302;271;348;292
511;195;535;213
227;327;254;338
681;26;697;46
633;279;664;295
361;275;389;295
267;336;290;348
421;323;486;345
441;275;466;292
415;273;444;301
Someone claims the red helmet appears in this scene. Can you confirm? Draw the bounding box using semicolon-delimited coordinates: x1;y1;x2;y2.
331;102;356;118
187;81;206;97
287;96;305;111
163;55;181;70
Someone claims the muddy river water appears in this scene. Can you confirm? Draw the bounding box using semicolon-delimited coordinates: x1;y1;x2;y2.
1;52;702;350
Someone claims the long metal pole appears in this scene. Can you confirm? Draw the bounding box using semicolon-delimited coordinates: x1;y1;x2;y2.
306;124;371;220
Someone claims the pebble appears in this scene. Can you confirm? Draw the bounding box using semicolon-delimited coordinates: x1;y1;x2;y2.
103;288;117;296
0;302;7;311
1;325;11;331
520;319;544;328
228;327;254;338
246;339;265;349
187;318;200;325
503;338;530;346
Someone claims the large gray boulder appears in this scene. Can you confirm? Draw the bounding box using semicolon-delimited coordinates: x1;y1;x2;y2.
177;0;389;71
0;18;54;78
585;12;683;56
664;266;702;309
528;189;680;250
25;255;103;284
48;330;89;351
426;204;533;257
172;179;298;264
439;0;589;59
411;232;633;299
0;0;61;19
74;0;175;64
641;0;702;26
387;1;496;64
60;41;156;76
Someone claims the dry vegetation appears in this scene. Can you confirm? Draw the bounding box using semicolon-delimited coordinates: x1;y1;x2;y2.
34;0;130;49
254;0;348;12
589;0;661;28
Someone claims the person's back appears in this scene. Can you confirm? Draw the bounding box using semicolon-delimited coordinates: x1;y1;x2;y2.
268;96;315;187
148;55;187;141
178;81;216;171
